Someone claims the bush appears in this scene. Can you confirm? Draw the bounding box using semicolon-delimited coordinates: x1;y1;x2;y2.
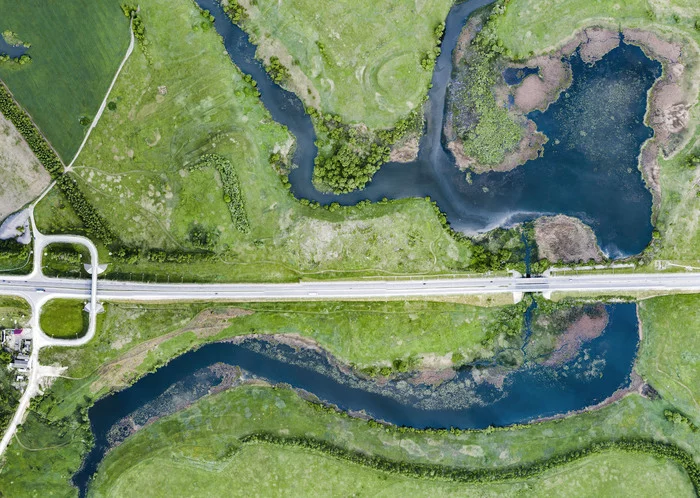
265;56;290;84
222;1;247;24
189;154;249;232
107;101;117;111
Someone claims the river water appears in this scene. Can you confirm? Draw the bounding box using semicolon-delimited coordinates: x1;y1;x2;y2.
197;0;659;257
74;303;639;494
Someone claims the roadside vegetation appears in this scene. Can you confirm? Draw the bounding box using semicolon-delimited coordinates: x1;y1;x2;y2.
0;0;128;161
42;243;91;279
39;298;88;339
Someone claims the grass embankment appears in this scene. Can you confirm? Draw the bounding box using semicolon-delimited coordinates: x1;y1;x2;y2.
39;298;88;339
487;0;700;265
0;0;128;161
235;0;453;129
0;296;29;431
32;0;524;281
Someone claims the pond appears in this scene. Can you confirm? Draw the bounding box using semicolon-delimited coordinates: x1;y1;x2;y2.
0;33;29;59
196;0;660;257
73;302;639;495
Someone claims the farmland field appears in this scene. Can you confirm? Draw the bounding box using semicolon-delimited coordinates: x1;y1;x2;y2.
0;0;128;161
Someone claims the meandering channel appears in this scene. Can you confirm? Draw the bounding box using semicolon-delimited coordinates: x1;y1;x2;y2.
73;303;639;494
197;0;659;257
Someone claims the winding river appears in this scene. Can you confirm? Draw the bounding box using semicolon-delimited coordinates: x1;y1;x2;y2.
74;303;639;494
198;0;659;257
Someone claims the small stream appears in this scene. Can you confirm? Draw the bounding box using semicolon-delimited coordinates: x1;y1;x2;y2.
197;0;659;257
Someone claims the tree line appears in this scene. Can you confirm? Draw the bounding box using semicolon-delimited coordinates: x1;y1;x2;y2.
0;83;116;244
240;432;700;492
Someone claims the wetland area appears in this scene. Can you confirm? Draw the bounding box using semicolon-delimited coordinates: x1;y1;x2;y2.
72;1;670;494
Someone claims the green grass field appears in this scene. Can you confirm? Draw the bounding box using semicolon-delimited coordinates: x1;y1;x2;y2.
89;440;693;498
39;298;517;404
239;0;453;129
0;0;128;161
39;298;88;339
638;294;700;420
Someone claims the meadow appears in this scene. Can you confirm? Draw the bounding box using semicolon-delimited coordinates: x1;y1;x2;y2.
0;0;128;161
238;0;453;129
39;298;88;339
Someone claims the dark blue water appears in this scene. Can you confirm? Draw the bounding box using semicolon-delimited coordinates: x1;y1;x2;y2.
197;0;659;257
74;303;638;494
0;34;28;58
502;66;539;85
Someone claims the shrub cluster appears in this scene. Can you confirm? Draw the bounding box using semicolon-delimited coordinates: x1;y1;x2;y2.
240;432;700;492
664;409;698;432
222;1;247;24
120;4;146;42
189;153;249;232
309;108;422;193
420;22;445;71
0;53;31;65
265;56;290;84
0;83;116;243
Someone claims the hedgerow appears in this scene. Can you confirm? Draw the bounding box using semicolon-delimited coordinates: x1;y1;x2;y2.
0;83;115;243
240;433;700;493
189;153;249;232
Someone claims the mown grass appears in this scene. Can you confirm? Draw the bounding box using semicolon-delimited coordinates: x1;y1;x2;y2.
32;0;481;282
638;294;700;421
90;434;694;497
39;298;88;339
0;0;128;161
487;0;700;265
239;0;453;129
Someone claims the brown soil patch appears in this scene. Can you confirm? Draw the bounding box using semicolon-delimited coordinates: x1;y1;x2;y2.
389;136;420;163
621;28;697;210
535;215;604;263
544;305;609;366
579;28;620;64
90;307;252;392
0;113;51;221
513;55;572;113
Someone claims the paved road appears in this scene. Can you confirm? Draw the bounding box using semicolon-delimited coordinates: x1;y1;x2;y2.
4;271;700;301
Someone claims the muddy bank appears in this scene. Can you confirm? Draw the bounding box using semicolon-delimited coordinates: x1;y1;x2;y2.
543;305;609;366
622;29;697;212
534;215;604;263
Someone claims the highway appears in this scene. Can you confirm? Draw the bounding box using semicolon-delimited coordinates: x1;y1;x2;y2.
3;271;700;301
